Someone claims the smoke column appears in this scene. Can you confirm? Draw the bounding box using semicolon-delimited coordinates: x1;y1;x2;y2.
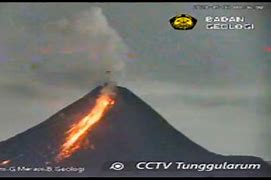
41;6;130;87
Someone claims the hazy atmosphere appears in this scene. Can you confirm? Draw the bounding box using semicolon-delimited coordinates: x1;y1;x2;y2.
0;3;270;160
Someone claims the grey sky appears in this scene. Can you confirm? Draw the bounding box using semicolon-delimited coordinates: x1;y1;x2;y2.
0;3;270;160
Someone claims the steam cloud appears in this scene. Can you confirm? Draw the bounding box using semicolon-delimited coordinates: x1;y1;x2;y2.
39;6;129;87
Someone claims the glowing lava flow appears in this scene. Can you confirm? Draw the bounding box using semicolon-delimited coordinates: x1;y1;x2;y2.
56;94;115;162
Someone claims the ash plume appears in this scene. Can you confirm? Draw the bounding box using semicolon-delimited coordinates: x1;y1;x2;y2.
39;6;130;88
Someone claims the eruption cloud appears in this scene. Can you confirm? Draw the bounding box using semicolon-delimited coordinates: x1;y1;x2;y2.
40;6;130;88
73;7;127;76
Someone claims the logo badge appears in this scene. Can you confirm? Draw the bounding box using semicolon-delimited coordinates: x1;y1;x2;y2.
169;14;197;30
109;162;125;171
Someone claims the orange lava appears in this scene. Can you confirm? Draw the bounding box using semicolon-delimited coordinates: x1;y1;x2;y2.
56;94;115;162
0;160;10;166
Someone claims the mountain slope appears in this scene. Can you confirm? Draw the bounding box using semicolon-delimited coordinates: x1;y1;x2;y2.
0;86;270;177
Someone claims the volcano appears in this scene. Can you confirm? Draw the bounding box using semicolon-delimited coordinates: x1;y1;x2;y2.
0;86;270;177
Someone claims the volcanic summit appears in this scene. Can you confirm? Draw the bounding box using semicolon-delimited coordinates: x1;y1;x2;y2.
0;86;270;177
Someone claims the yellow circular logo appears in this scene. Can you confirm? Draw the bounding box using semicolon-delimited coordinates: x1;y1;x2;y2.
169;14;197;30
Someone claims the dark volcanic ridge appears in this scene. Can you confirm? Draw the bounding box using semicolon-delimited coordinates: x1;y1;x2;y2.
0;86;270;177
